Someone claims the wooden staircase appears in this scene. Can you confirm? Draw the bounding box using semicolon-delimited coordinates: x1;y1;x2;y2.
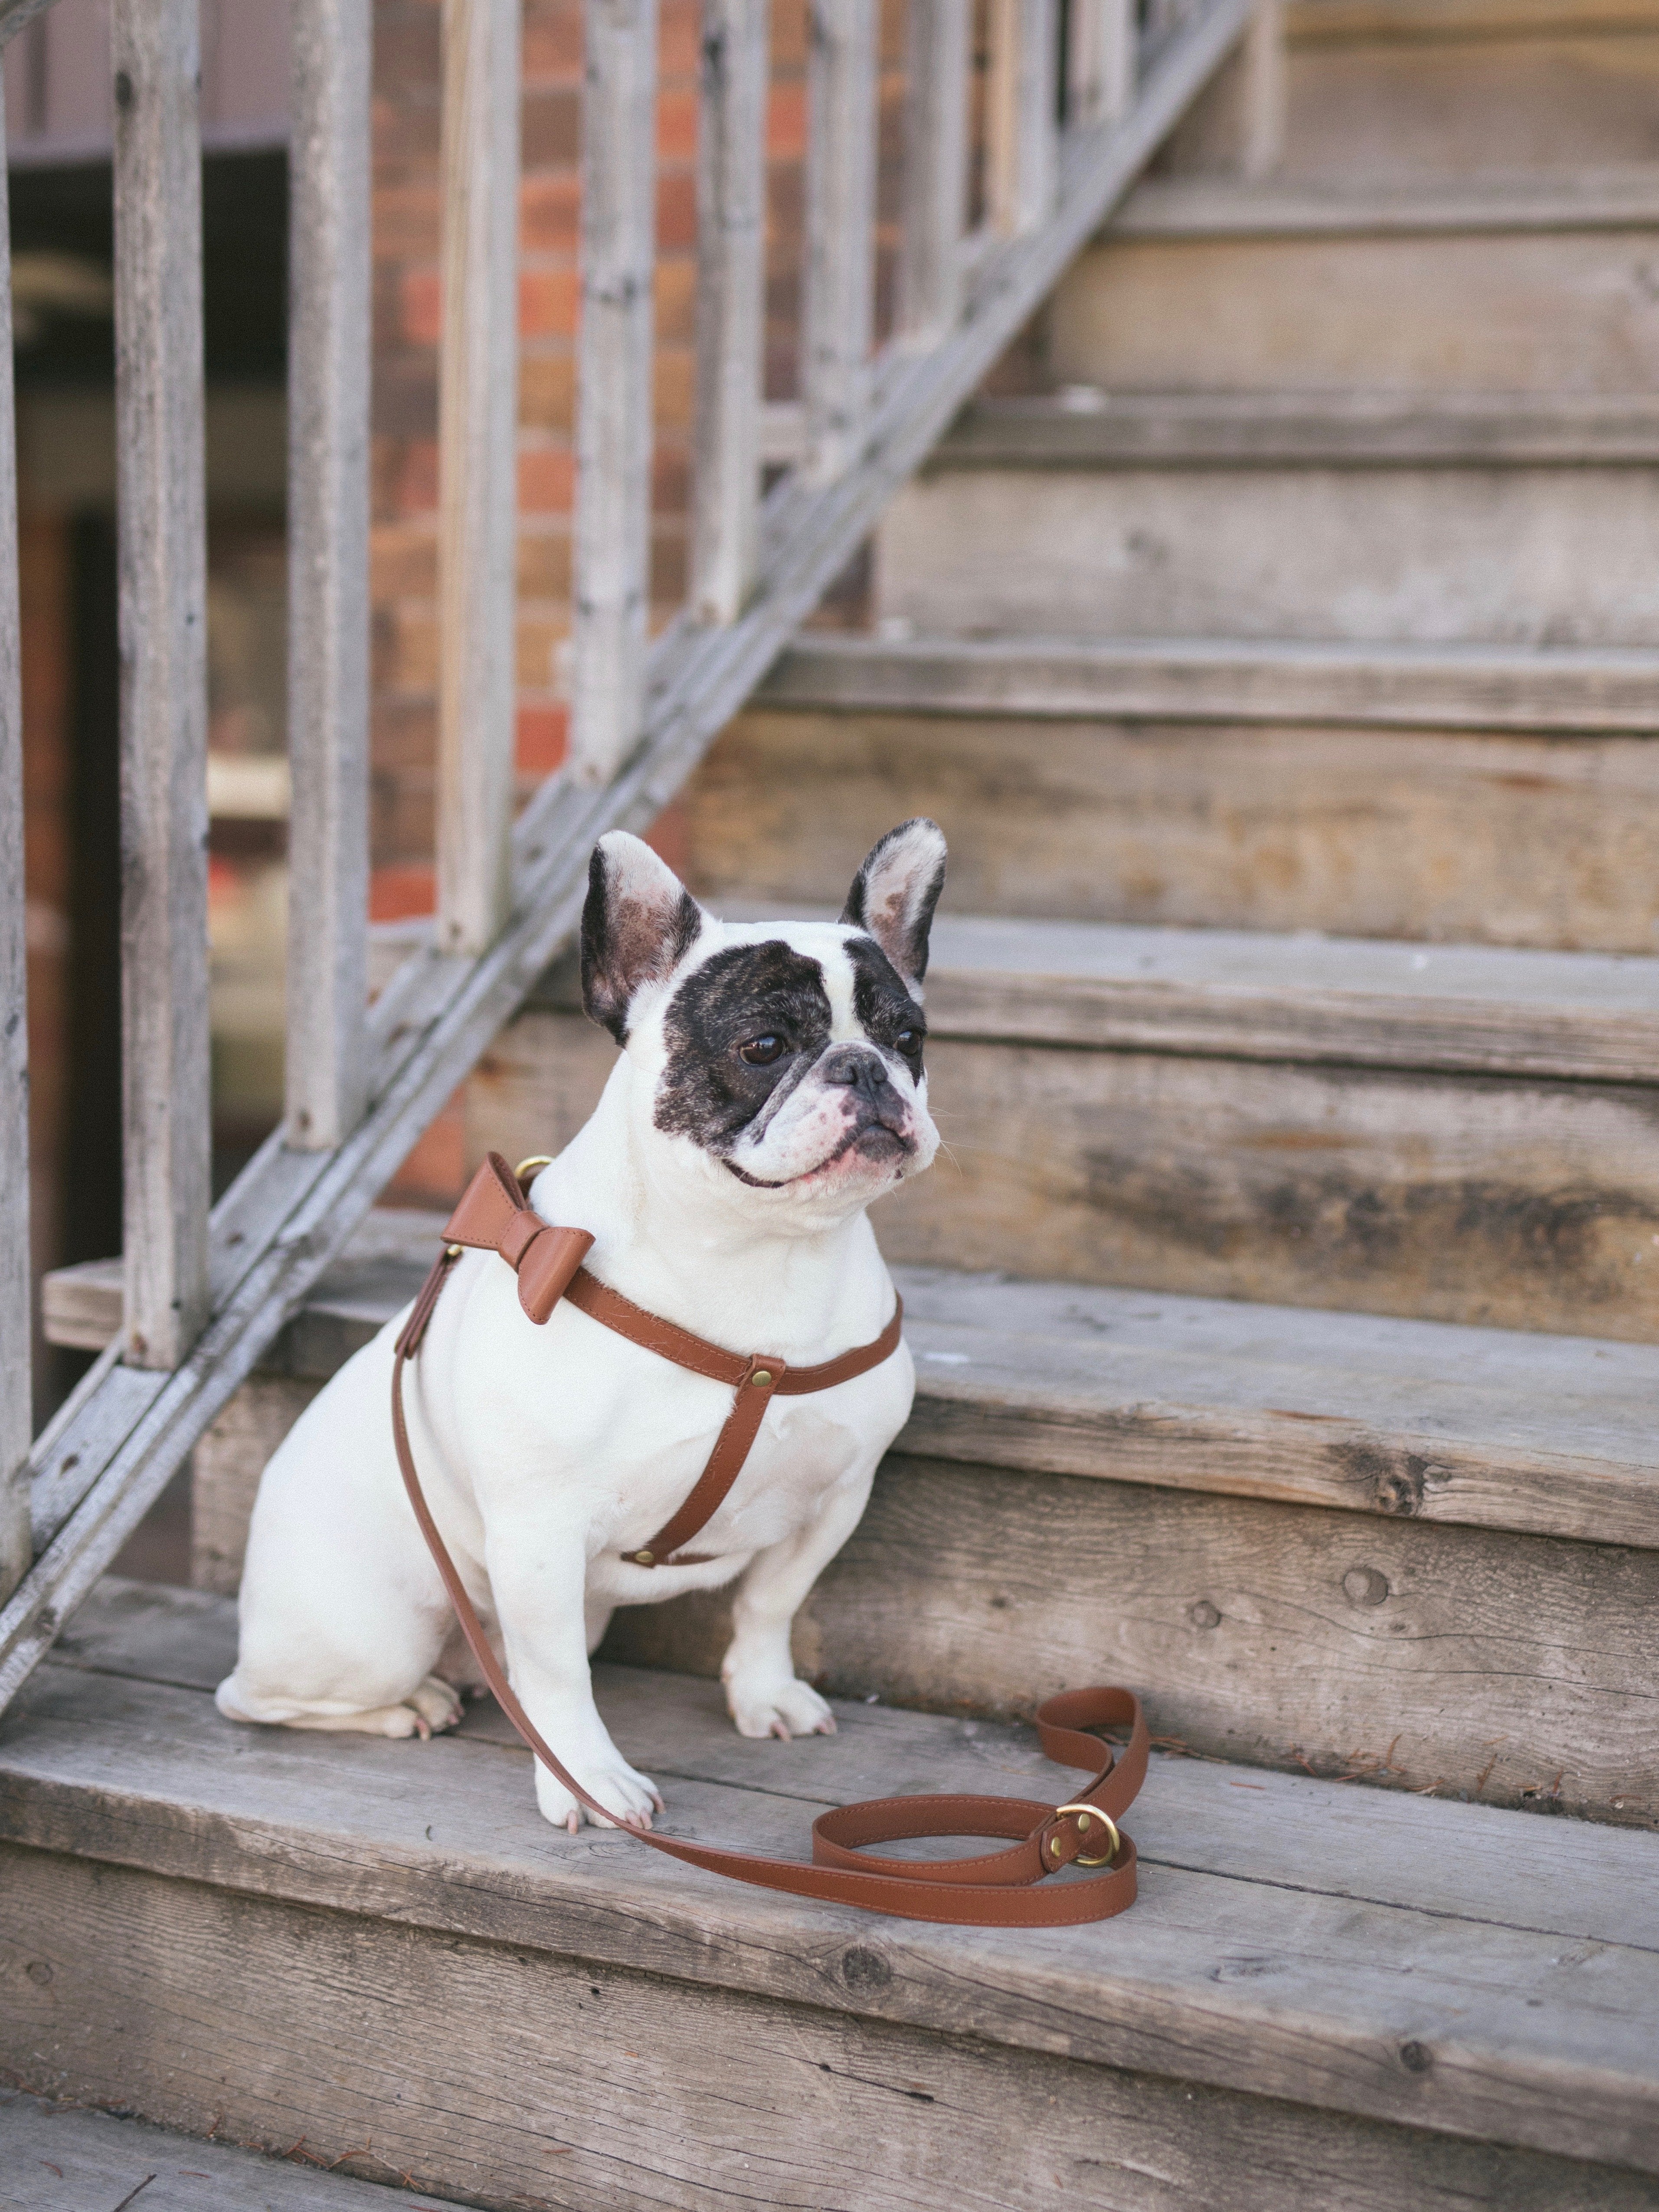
7;0;1659;2205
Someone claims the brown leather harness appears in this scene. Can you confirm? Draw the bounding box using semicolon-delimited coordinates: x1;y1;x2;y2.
391;1151;1147;1926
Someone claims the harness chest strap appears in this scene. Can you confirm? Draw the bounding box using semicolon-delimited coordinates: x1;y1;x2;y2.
390;1151;1148;1926
432;1151;905;1565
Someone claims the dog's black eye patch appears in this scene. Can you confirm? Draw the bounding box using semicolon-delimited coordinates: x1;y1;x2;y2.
655;941;832;1149
846;936;926;1075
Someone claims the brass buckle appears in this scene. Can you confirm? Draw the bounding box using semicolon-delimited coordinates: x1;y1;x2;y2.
1052;1802;1120;1868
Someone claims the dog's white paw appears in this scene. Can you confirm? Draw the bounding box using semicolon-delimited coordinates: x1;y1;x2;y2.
535;1751;664;1836
382;1675;464;1740
725;1669;837;1742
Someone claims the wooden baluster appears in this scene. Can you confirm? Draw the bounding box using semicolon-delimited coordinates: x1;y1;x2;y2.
691;0;769;626
987;0;1058;235
286;0;372;1147
570;0;659;785
803;0;876;486
112;0;210;1371
437;0;521;950
1066;0;1134;127
897;0;969;347
1239;0;1284;177
0;106;28;1602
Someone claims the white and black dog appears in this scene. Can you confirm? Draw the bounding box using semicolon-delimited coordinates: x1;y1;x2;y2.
218;818;946;1832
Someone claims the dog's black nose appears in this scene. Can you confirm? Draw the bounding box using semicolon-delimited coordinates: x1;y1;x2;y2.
821;1046;893;1101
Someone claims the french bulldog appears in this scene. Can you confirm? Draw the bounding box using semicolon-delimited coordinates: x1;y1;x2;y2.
217;818;946;1832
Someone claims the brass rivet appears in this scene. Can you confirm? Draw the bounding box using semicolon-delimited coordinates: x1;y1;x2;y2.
632;1550;655;1566
752;1369;773;1387
445;1244;463;1260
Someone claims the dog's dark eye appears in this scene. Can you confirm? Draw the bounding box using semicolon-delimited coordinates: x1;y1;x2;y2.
895;1028;922;1060
738;1033;785;1067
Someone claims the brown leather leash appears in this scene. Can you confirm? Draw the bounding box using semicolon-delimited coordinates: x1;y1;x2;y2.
391;1152;1147;1925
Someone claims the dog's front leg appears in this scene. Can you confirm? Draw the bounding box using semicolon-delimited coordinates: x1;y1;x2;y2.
487;1527;663;1833
721;1464;877;1741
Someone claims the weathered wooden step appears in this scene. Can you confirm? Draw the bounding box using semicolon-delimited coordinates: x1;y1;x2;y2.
49;906;1659;1354
931;392;1659;470
685;635;1659;953
42;1212;1659;1814
755;631;1659;730
44;1209;1659;1552
874;451;1659;645
1051;172;1659;395
1113;167;1659;240
50;914;1659;1343
0;2086;472;2211
467;916;1659;1341
2;1581;1656;2210
1260;7;1659;185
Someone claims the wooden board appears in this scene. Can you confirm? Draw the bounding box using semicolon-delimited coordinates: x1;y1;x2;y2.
480;1009;1659;1340
929;392;1659;468
1050;225;1659;396
499;907;1659;1080
875;466;1659;647
891;1268;1659;1549
46;1581;1659;1946
169;1252;1659;1578
1283;0;1659;41
0;123;27;1607
4;1593;1659;2188
1113;167;1659;236
755;633;1659;732
284;0;371;1150
13;1841;1657;2212
924;915;1659;1080
112;0;211;1370
0;2085;471;2211
1273;32;1659;183
684;706;1659;954
603;1447;1659;1820
435;0;520;949
62;1250;1659;1618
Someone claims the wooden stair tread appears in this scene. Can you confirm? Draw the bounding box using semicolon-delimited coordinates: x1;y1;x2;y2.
1110;165;1659;239
0;2085;469;2210
41;1193;1659;1551
754;629;1659;731
708;903;1659;1080
930;390;1659;470
7;1580;1657;2176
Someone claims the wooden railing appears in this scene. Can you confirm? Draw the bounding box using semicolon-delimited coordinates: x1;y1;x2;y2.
0;0;1270;1708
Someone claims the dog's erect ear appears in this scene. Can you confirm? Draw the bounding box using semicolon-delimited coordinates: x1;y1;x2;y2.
581;832;705;1042
840;818;947;988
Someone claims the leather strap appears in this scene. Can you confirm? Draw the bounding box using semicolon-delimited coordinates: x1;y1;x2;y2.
391;1237;1148;1925
440;1154;903;1566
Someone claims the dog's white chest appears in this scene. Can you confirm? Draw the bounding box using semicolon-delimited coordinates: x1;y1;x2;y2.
421;1250;910;1596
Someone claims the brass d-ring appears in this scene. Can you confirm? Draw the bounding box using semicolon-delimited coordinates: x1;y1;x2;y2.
1054;1803;1121;1868
514;1155;555;1190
